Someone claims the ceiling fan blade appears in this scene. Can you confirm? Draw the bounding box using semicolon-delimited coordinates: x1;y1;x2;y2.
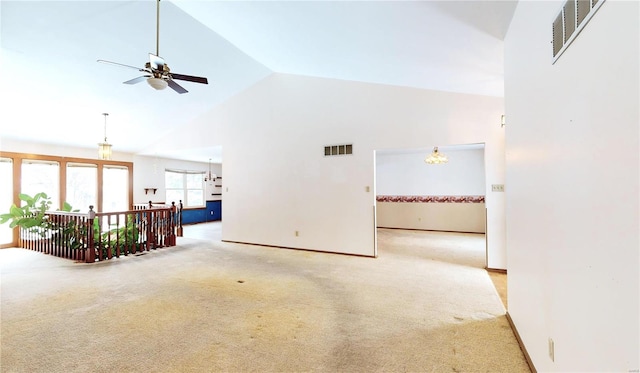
97;59;145;72
149;53;165;71
168;79;188;94
123;76;150;85
171;73;208;85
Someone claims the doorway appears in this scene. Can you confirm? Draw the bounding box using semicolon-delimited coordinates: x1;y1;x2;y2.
373;143;488;266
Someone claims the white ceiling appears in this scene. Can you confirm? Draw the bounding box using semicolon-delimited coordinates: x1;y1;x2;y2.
0;1;516;163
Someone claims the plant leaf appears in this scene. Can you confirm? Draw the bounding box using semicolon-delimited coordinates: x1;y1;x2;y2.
22;219;40;228
0;213;14;224
18;193;33;202
10;205;24;217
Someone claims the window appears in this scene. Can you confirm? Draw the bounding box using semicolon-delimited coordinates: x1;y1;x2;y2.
0;158;13;245
21;160;60;209
0;151;133;247
165;170;204;208
66;163;97;212
103;166;129;212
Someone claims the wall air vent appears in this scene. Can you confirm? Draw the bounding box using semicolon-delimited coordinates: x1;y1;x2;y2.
553;0;606;63
324;144;353;157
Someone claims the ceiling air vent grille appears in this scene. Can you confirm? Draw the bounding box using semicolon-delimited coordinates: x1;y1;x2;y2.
552;0;606;63
324;144;353;157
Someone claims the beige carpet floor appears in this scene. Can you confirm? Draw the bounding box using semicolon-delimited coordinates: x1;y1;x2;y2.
0;224;529;372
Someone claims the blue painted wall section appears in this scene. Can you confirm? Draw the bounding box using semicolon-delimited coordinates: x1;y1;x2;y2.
206;200;222;221
181;200;222;225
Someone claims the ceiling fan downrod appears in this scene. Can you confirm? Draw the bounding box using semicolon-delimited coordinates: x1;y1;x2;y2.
156;0;160;57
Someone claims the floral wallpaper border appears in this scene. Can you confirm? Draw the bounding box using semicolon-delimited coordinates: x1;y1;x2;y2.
376;195;485;203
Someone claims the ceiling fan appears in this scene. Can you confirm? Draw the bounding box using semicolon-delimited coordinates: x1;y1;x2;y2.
97;0;208;94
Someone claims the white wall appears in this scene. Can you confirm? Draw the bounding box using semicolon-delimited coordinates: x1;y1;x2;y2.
194;73;505;263
505;1;639;371
376;147;485;196
0;138;135;162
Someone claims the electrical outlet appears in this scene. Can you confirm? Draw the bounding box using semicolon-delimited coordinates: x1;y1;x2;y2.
295;231;299;237
491;184;505;192
365;186;370;192
548;338;555;362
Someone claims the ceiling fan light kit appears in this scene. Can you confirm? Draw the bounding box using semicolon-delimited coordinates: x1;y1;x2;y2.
147;77;168;90
97;0;208;94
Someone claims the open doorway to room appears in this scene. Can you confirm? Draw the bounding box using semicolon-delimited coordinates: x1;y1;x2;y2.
182;148;223;242
373;143;507;308
373;143;488;266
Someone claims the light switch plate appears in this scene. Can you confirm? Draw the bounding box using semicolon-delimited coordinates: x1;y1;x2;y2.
491;184;505;192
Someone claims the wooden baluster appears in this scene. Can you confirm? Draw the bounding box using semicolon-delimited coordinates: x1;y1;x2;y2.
106;215;111;260
114;213;120;258
61;215;66;259
177;200;183;237
56;214;61;258
87;206;96;263
168;202;176;246
76;215;81;261
48;214;55;256
158;210;163;247
57;214;63;258
98;212;105;261
37;222;42;253
147;211;154;250
137;211;143;254
69;215;74;260
55;214;61;258
122;213;129;256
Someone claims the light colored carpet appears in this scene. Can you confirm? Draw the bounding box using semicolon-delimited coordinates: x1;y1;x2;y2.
0;225;529;372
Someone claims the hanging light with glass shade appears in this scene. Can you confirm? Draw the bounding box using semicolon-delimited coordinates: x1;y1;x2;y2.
424;147;448;164
98;113;112;160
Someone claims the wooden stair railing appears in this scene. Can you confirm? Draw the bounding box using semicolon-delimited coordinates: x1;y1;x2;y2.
18;202;181;263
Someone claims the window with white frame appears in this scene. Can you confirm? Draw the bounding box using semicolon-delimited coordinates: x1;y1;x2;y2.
165;170;205;208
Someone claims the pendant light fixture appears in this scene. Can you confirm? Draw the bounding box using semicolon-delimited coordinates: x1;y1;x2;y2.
98;113;113;160
424;146;448;165
204;158;216;183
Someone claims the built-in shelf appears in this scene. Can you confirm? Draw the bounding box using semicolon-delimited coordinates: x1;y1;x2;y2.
144;188;157;195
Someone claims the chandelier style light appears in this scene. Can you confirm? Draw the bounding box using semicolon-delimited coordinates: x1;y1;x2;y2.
98;113;112;160
424;147;448;165
204;158;216;182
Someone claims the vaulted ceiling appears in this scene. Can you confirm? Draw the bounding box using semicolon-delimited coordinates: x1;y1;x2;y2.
0;1;516;163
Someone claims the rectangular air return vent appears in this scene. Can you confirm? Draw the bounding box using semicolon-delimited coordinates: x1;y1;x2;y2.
324;144;353;156
552;0;606;63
